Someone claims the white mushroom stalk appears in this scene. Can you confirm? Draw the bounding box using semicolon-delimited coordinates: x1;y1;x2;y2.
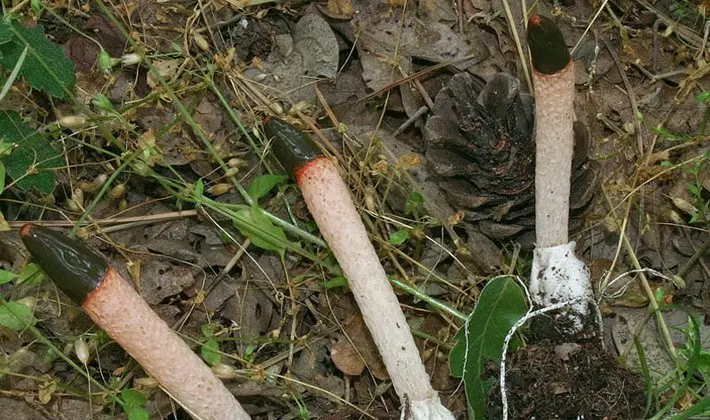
264;118;454;420
527;15;593;331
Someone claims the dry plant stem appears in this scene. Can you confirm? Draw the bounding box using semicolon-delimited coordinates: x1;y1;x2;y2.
619;228;677;358
601;37;644;155
20;225;249;420
502;0;532;92
297;157;448;414
571;0;609;54
393;105;429;137
637;0;705;49
533;60;575;247
600;181;677;358
678;235;710;279
8;210;200;229
359;54;476;102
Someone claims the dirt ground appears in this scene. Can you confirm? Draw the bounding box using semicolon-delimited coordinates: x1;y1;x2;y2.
0;0;709;419
489;318;647;419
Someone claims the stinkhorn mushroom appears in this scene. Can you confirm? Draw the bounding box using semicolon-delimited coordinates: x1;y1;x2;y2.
264;118;454;420
20;224;250;420
527;15;593;331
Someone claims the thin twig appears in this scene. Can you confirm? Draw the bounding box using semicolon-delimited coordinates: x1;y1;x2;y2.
9;210;199;229
678;232;710;279
390;278;466;320
359;54;476;102
572;0;610;55
393;106;428;137
601;37;644;156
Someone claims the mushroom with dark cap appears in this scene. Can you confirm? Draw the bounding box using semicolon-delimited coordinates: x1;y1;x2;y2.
264;117;455;419
20;224;250;420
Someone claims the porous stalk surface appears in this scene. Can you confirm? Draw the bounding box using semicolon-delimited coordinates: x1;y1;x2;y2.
83;269;249;420
533;61;575;248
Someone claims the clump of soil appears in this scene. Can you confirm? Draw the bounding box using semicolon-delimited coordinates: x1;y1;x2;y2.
488;318;647;419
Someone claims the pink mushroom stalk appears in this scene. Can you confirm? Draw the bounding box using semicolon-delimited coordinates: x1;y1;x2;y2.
264;118;454;419
527;15;593;330
20;224;250;420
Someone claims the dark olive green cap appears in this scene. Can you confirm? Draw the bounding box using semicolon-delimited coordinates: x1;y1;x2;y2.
20;224;107;305
264;117;323;175
527;14;571;75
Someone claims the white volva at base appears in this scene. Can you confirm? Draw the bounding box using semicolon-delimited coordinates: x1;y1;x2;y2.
409;396;457;420
529;241;593;332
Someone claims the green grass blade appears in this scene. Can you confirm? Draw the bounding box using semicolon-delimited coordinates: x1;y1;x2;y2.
0;44;27;102
634;334;655;416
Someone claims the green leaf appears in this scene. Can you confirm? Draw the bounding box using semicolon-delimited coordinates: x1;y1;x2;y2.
201;337;221;366
652;125;691;142
43;347;59;365
687;183;701;196
120;388;149;420
18;262;44;285
667;395;710;420
194;178;204;199
449;277;527;419
121;388;144;406
0;161;6;193
659;160;674;168
97;48;113;74
0;269;17;285
247;174;287;201
0;301;36;331
0;24;12;45
321;276;347;289
695;91;710;104
91;93;115;112
201;323;214;337
696;351;710;373
0;141;14;158
654;287;664;305
30;0;42;17
405;191;424;215
244;343;258;358
0;22;76;98
388;229;410;245
0;111;61;193
632;335;653;416
233;206;292;258
0;45;28;102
